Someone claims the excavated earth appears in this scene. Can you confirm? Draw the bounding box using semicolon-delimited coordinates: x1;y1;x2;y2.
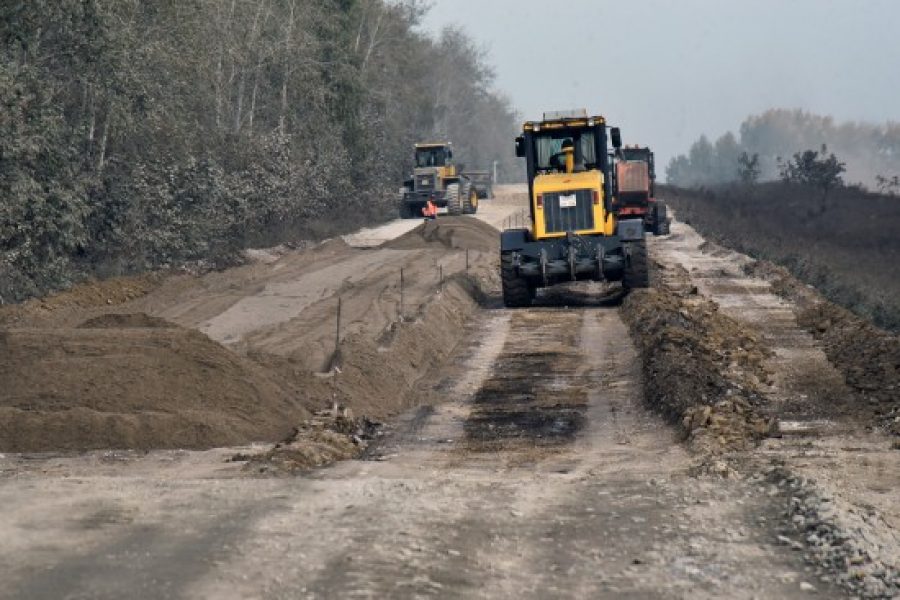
0;206;507;453
0;186;897;599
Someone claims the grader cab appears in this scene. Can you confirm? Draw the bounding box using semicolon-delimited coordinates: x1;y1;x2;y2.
499;109;649;307
398;143;479;218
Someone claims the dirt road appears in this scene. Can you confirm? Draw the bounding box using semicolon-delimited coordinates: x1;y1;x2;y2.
0;187;896;598
0;308;834;599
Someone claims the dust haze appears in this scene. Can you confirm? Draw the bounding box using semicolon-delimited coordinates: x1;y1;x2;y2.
422;0;900;183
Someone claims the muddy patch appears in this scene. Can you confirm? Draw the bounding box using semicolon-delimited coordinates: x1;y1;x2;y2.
463;311;589;452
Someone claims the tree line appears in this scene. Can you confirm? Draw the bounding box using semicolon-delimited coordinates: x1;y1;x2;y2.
0;0;520;302
666;109;900;189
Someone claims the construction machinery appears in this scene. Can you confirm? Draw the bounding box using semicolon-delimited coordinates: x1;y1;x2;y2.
398;142;479;218
467;170;494;200
613;146;670;235
500;109;649;307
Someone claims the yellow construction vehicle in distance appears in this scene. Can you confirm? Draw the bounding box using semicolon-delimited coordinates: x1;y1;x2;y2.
398;142;479;218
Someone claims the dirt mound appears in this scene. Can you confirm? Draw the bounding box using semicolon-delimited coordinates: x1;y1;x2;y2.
0;216;498;454
0;325;308;452
622;287;776;453
0;273;164;328
385;218;499;253
797;303;900;435
746;259;900;435
78;312;177;329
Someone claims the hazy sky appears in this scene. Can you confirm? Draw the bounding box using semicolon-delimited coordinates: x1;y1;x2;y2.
420;0;900;171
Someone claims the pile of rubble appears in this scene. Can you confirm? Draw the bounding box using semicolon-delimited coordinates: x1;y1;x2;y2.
622;287;777;454
235;406;383;473
767;466;900;599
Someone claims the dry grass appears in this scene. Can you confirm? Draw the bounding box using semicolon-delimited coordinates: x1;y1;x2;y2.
663;183;900;331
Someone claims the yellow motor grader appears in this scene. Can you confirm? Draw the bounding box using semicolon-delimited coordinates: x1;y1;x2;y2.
500;109;649;307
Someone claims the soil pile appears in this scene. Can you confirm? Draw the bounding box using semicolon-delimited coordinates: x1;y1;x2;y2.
0;273;163;328
798;303;900;435
622;287;776;453
0;217;501;454
0;315;308;452
385;217;500;253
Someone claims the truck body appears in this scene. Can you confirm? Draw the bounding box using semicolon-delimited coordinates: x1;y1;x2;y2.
613;146;669;235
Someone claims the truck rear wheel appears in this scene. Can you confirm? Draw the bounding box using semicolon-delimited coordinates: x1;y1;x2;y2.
652;203;669;235
446;183;462;216
500;252;533;307
622;240;650;289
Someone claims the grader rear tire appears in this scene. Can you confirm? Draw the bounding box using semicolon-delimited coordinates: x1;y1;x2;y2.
623;240;650;289
446;183;462;216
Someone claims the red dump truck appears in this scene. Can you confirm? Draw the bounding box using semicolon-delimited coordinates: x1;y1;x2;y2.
614;146;669;235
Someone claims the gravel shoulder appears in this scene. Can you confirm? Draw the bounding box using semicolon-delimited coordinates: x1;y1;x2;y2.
649;216;900;598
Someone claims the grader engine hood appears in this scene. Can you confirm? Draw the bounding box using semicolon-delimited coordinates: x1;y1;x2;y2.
532;171;614;239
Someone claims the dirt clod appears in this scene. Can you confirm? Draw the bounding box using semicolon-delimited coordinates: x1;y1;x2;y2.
236;408;383;473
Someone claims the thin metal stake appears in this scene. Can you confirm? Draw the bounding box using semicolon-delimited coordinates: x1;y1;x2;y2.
439;264;443;290
399;268;405;320
335;296;342;353
465;249;469;273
